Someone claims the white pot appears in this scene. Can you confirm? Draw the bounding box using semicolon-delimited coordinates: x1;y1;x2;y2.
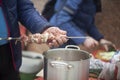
20;51;43;74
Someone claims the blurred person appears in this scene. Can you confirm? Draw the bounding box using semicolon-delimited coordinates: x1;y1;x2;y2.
42;0;56;21
49;0;115;50
42;0;102;21
0;0;67;80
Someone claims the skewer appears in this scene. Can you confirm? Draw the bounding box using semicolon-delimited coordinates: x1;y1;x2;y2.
67;36;89;39
0;36;89;41
0;37;21;41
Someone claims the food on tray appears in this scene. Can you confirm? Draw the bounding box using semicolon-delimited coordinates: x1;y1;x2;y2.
93;50;115;62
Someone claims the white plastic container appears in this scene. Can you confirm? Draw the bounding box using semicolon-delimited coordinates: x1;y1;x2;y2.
20;51;43;74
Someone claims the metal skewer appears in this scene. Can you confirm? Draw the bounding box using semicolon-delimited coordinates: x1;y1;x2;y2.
0;36;89;41
67;36;89;39
0;37;21;41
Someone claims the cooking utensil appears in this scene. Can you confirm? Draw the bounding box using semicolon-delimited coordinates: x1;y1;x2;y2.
43;45;91;80
0;37;21;41
67;36;89;39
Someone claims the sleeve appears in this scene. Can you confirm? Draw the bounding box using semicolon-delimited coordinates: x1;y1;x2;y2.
59;21;87;45
62;0;83;15
54;0;83;25
87;23;104;41
17;0;52;34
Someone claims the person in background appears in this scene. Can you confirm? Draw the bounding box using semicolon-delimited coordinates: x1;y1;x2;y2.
42;0;102;20
42;0;57;21
0;0;67;80
47;0;115;51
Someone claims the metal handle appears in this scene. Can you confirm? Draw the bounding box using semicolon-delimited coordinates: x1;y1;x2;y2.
50;61;73;69
65;45;80;50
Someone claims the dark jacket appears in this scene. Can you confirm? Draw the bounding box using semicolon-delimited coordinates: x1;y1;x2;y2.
73;0;103;41
1;0;51;70
42;0;56;20
94;0;102;12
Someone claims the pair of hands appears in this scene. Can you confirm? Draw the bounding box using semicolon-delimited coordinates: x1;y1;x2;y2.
83;37;116;51
21;27;68;48
42;27;68;48
22;27;116;50
43;28;115;50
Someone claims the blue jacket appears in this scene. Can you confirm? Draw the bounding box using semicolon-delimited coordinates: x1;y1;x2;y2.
50;0;103;45
1;0;51;70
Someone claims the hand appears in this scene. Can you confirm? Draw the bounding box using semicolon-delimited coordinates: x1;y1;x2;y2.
99;39;116;51
83;37;99;49
20;30;68;48
43;27;68;48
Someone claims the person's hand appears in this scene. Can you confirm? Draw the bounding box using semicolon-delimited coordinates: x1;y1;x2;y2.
83;37;99;49
99;39;116;51
43;27;68;48
20;29;68;48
